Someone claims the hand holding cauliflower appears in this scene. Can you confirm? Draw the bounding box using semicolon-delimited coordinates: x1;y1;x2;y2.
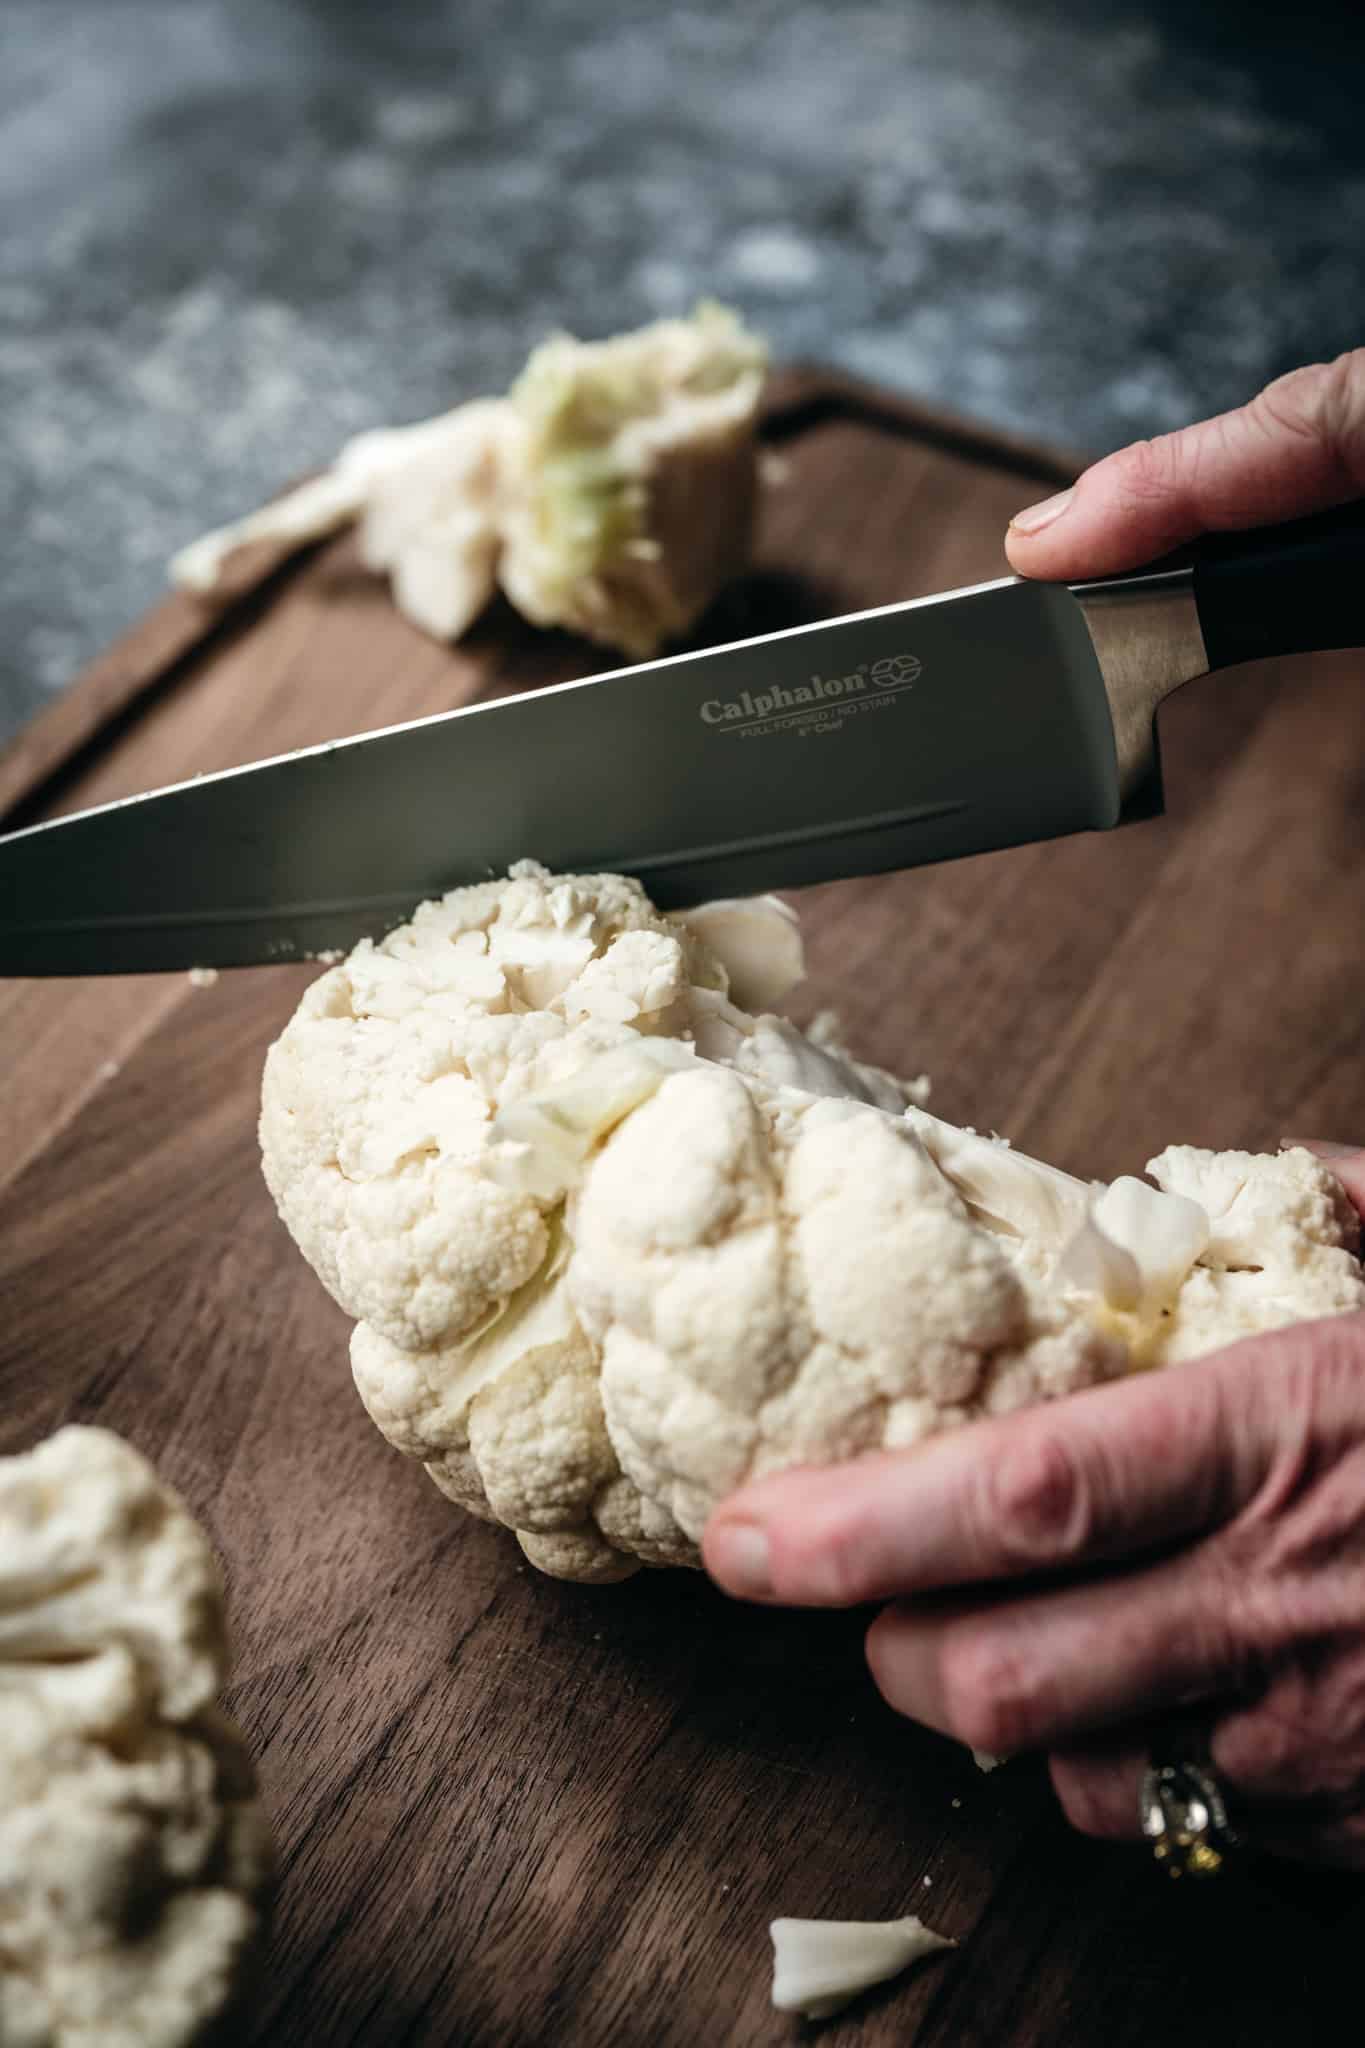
0;1427;271;2048
259;866;1364;1585
172;304;767;659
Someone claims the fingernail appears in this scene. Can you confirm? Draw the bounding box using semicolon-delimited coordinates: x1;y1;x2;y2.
1281;1138;1361;1159
1009;487;1075;535
708;1522;772;1599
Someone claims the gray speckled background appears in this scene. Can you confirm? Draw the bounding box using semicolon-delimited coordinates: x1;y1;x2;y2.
4;0;1364;744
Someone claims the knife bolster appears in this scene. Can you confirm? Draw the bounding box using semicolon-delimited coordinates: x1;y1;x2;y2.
1069;566;1209;802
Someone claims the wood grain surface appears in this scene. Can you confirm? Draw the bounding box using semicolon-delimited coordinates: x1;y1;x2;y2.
2;369;1362;2045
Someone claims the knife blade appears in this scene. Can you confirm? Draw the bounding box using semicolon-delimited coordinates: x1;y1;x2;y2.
2;497;1361;977
0;578;1124;975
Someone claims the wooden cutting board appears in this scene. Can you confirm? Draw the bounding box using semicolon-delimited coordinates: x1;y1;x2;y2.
2;369;1362;2046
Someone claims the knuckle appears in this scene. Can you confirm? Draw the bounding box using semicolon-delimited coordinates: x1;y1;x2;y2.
984;1428;1093;1569
1242;1651;1365;1807
939;1629;1043;1756
1218;1550;1284;1657
1230;1316;1365;1548
1221;1705;1296;1781
1192;1550;1275;1682
1109;433;1184;510
1254;351;1365;487
1215;1695;1318;1799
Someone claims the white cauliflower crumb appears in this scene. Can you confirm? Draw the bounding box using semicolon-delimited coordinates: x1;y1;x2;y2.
0;1427;271;2048
186;967;219;989
259;867;1365;1585
769;1912;955;2018
172;304;767;660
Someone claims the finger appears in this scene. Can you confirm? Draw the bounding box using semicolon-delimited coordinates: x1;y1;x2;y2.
1211;1655;1365;1812
862;1545;1247;1756
1048;1737;1150;1841
704;1345;1265;1608
1005;349;1365;580
1280;1139;1365;1217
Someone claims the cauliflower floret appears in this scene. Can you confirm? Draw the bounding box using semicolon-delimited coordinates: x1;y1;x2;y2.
261;867;1365;1585
0;1428;271;2048
1142;1145;1363;1363
572;1077;1116;1540
259;863;669;1355
171;303;767;659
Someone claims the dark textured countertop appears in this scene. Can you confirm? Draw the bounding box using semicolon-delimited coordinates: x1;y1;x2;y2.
4;0;1363;745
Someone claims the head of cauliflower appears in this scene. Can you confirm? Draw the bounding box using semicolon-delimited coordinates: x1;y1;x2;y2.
260;865;1364;1583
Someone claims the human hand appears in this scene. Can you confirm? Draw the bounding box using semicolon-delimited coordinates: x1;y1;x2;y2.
1004;348;1365;581
703;1146;1365;1868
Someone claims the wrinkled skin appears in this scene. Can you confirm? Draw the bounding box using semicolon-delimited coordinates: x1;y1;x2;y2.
705;1148;1365;1870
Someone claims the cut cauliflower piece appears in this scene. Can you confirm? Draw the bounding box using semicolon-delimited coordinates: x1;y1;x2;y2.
260;865;1365;1585
0;1427;271;2048
498;301;767;656
171;303;767;658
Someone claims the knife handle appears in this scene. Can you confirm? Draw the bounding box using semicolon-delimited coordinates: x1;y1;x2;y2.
1190;496;1365;672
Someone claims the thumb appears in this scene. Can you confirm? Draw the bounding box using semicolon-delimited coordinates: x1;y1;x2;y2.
1006;349;1365;581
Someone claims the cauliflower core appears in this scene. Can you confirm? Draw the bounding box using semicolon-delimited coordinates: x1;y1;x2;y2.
261;865;1362;1585
172;303;767;660
0;1427;271;2048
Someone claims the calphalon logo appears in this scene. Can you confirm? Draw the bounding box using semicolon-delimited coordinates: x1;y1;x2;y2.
700;652;922;738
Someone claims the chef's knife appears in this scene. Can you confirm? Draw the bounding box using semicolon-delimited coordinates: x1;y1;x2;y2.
1;500;1361;975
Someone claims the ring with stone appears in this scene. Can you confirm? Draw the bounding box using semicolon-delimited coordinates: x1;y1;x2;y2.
1140;1746;1239;1879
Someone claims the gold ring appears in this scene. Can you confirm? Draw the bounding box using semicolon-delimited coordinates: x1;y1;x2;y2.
1140;1755;1238;1879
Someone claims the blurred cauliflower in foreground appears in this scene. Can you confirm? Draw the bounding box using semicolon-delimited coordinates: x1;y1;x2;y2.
258;864;1365;1585
171;303;767;659
0;1427;271;2048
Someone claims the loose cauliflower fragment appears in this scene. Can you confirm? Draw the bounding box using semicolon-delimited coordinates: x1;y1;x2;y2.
0;1428;271;2048
260;867;1365;1584
172;303;766;659
769;1912;955;2019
